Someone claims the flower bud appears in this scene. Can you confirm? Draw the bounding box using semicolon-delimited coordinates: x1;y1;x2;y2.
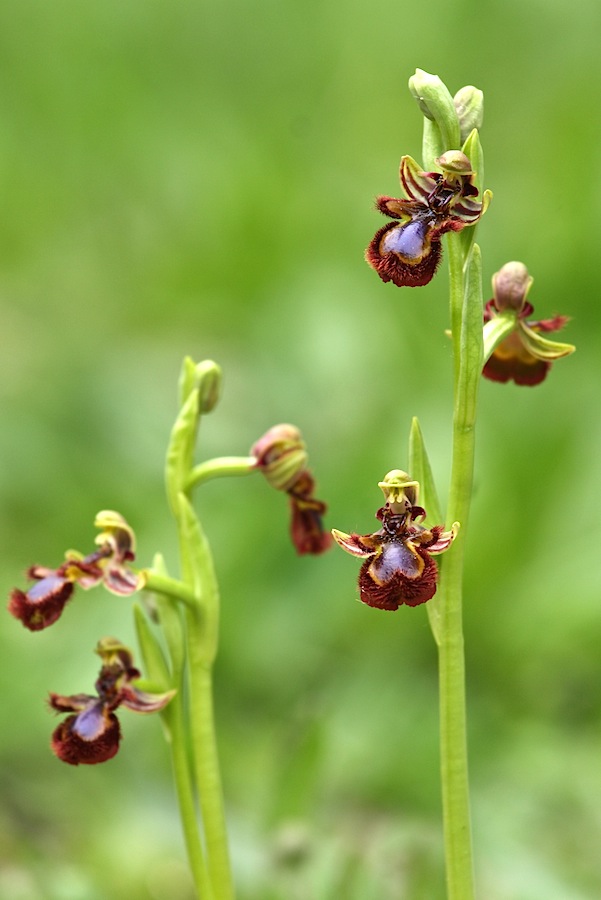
195;359;222;413
436;150;474;177
408;69;460;151
492;261;533;313
453;85;484;143
251;424;308;492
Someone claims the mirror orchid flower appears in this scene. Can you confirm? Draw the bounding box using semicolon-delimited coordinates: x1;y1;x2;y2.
8;511;141;631
366;152;490;287
49;638;175;765
332;470;458;610
482;262;575;386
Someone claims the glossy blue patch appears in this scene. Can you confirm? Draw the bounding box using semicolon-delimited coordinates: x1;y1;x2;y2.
74;703;106;741
382;220;428;261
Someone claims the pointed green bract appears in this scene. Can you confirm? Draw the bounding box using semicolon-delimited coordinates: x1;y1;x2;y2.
457;243;484;425
408;417;443;644
408;418;443;526
459;129;491;257
147;554;187;675
133;603;172;690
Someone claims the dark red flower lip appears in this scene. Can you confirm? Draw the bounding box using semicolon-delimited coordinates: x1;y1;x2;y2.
50;707;121;766
8;577;75;631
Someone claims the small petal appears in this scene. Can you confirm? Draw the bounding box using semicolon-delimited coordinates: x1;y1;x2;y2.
119;684;176;713
399;155;439;202
49;692;96;713
103;565;143;596
420;522;459;554
331;529;378;558
62;552;106;589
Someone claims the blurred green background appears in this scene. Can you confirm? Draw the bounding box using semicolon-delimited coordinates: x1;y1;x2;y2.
2;0;601;897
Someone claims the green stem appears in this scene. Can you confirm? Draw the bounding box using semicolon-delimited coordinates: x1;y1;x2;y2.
177;494;234;900
186;456;256;492
185;613;234;900
437;231;482;900
142;570;198;609
163;693;215;899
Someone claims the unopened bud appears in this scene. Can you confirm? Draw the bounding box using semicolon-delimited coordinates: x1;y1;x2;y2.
251;424;308;492
453;85;484;143
492;261;533;313
436;150;473;177
195;359;222;413
408;69;460;151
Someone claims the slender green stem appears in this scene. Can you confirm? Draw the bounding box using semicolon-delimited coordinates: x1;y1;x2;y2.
185;611;234;900
437;231;482;900
186;456;256;492
163;693;215;900
141;570;198;609
177;494;234;900
162;361;235;898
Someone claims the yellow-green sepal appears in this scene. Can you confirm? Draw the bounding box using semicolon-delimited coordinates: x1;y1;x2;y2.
518;322;576;360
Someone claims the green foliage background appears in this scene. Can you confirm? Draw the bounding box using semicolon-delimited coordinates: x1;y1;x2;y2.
2;1;601;897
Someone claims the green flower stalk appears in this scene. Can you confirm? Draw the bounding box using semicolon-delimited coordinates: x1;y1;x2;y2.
8;354;332;899
338;67;575;899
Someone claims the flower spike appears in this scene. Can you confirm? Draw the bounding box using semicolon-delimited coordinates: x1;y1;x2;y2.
333;471;457;610
366;154;489;288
